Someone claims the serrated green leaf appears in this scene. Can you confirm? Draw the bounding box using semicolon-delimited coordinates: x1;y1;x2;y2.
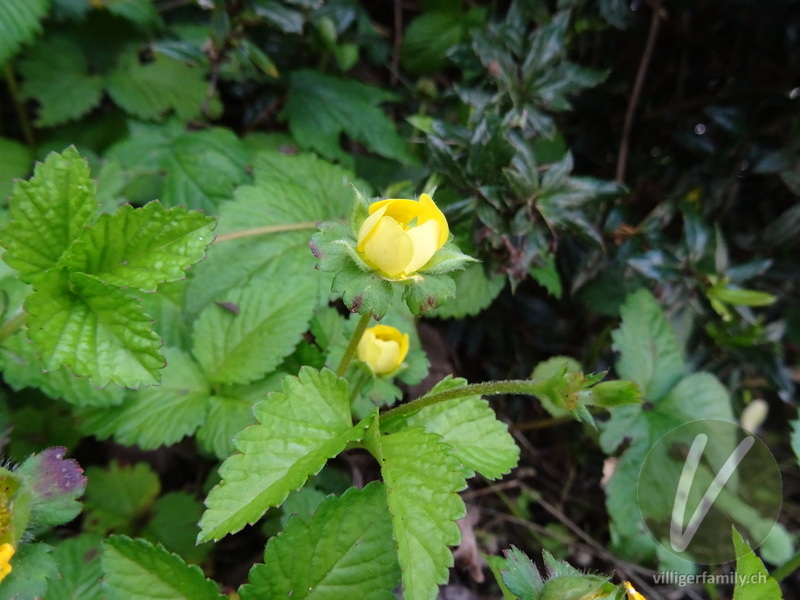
2;147;96;284
732;528;782;600
78;347;210;449
282;70;410;163
63;201;216;291
611;289;685;402
26;272;164;388
84;462;160;535
426;262;505;319
102;0;162;27
107;124;249;212
107;49;211;122
364;424;466;600
142;492;211;565
0;542;57;600
198;368;365;542
19;35;105;127
192;275;317;385
0;0;49;65
240;482;400;600
186;150;358;316
17;447;86;531
0;137;32;203
196;389;259;459
385;377;519;480
102;536;223;600
45;534;104;600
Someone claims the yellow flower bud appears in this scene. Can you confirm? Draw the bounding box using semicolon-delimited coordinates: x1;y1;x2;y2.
0;542;15;582
357;325;410;375
356;193;449;280
623;581;647;600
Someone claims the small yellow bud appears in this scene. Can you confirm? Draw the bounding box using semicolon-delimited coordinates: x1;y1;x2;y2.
0;542;15;582
357;325;410;375
356;194;449;280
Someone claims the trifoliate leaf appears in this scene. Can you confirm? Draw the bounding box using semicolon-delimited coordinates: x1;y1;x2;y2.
611;289;685;402
16;447;86;531
0;542;57;600
732;528;782;600
78;347;210;449
25;272;164;388
102;536;224;600
364;424;467;600
106;122;248;212
239;483;401;600
281;70;411;163
385;376;519;480
84;462;160;535
63;201;216;291
186;149;360;316
0;137;32;203
0;0;49;65
192;275;317;385
19;35;105;127
2;147;96;284
198;368;366;542
107;49;211;122
46;534;104;600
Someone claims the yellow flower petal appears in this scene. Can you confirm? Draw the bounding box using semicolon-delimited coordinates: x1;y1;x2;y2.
361;216;414;278
0;543;15;583
624;581;647;600
417;193;449;249
357;204;389;251
403;218;441;275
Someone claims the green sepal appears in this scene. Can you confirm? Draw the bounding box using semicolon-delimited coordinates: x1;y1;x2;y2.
401;272;457;314
0;467;30;547
587;380;642;408
418;242;479;275
331;268;395;318
540;575;608;600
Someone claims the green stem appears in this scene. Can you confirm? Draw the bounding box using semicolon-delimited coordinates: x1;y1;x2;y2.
336;311;373;377
381;379;550;422
3;64;35;148
0;312;27;344
772;549;800;582
213;221;318;243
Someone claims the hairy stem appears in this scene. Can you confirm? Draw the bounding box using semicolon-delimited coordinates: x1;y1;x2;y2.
336;311;373;377
213;221;319;243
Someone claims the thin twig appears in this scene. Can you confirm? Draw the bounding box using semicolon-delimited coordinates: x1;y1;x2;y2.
615;2;666;184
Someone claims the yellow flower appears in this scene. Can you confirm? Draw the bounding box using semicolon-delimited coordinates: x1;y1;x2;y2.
0;542;14;582
623;581;647;600
356;193;449;280
357;325;410;375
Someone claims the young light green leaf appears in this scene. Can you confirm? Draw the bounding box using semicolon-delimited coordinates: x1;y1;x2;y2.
239;483;400;600
25;272;164;388
19;35;105;127
385;376;519;480
611;289;685;402
282;70;410;163
2;147;96;283
732;528;782;600
84;462;160;535
63;201;216;291
78;347;210;449
46;534;104;600
107;49;211;122
192;275;317;385
198;368;365;542
0;0;49;65
364;424;467;600
102;536;224;600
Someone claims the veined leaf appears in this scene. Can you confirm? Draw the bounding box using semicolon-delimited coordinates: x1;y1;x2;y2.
611;289;685;402
102;536;224;600
239;483;400;600
2;147;96;283
0;0;49;65
196;390;259;459
192;275;317;385
281;70;410;163
79;347;210;449
198;368;365;542
63;201;216;292
732;528;782;600
364;424;467;600
46;534;105;600
107;49;211;122
185;149;359;316
25;272;164;388
19;35;105;127
385;376;519;480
